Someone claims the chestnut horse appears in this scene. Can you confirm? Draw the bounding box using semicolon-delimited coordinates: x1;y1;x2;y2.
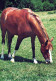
1;7;53;63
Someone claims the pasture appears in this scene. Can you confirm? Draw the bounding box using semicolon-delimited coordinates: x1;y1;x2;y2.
0;10;56;81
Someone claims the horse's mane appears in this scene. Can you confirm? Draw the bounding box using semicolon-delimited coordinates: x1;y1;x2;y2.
28;10;49;42
35;15;49;40
25;8;49;43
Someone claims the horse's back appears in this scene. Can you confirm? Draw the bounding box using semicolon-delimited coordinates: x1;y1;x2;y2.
1;7;19;23
1;7;33;35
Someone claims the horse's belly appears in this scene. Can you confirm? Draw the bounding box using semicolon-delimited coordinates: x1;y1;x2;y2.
5;22;34;37
17;28;34;37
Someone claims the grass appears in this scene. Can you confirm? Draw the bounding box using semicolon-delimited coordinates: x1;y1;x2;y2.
0;10;56;81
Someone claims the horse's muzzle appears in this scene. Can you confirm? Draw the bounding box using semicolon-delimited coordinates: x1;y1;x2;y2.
45;59;53;64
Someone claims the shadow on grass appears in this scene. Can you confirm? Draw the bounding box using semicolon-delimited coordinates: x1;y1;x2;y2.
0;54;46;64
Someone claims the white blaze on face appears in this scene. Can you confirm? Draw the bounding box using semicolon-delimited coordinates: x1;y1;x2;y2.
49;50;53;63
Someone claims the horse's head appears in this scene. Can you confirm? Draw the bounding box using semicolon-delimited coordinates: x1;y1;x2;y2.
41;37;53;63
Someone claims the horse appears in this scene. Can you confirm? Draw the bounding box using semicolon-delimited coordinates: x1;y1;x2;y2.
0;7;53;64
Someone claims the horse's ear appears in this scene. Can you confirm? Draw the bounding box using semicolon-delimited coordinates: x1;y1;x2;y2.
50;37;53;42
45;40;48;46
42;40;48;46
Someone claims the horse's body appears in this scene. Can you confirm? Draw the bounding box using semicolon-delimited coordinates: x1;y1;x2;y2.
1;7;49;43
1;7;53;63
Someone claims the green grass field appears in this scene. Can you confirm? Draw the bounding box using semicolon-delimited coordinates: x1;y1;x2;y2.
0;11;56;81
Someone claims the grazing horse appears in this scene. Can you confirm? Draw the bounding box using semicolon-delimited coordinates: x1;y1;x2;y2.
1;7;53;63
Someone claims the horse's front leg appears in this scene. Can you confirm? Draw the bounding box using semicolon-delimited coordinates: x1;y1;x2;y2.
11;37;23;62
31;36;38;64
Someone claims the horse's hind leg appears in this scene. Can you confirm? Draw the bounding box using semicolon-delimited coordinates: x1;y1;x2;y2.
7;31;14;58
31;36;38;64
1;29;6;59
11;37;23;62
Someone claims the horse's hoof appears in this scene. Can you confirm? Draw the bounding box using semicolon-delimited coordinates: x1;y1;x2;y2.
10;58;15;63
34;61;38;64
33;59;38;64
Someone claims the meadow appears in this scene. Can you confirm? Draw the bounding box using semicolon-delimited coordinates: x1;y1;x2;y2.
0;10;56;81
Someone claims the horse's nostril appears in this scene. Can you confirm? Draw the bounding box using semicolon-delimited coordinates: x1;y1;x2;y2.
46;61;50;64
45;59;50;64
46;61;48;64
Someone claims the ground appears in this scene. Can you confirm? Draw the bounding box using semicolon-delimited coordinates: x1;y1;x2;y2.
0;10;56;81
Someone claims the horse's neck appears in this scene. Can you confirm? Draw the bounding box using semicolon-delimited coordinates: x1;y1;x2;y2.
28;13;49;44
36;16;49;44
